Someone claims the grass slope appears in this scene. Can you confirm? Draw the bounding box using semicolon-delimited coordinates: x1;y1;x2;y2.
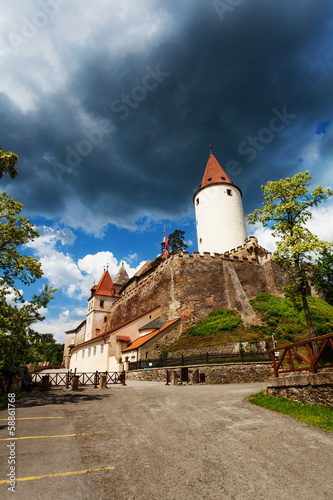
248;392;333;431
166;293;333;352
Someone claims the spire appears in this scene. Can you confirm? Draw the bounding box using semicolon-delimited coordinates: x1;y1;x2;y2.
91;269;120;297
114;262;130;288
199;153;232;189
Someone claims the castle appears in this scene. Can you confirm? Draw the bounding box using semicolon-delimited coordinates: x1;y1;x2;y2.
64;151;287;371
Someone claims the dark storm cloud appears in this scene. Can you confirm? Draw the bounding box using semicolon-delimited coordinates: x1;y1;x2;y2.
1;0;333;232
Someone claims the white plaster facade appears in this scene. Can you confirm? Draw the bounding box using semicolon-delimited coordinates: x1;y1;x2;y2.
194;183;247;254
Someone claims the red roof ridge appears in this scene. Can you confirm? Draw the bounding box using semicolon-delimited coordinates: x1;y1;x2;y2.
91;270;120;298
123;318;180;352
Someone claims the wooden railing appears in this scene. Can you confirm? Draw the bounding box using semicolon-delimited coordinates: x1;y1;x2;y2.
267;332;333;377
29;370;125;387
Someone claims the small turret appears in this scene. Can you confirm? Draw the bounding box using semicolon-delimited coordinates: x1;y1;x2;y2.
114;262;130;293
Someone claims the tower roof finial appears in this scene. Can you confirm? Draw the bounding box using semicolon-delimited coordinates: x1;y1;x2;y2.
208;143;213;155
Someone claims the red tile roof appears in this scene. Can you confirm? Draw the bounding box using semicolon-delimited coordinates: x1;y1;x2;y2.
91;270;120;298
122;318;180;352
200;153;232;189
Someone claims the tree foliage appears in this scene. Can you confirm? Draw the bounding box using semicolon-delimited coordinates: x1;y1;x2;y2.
0;146;57;376
0;146;18;180
168;229;188;253
312;249;333;306
247;170;333;340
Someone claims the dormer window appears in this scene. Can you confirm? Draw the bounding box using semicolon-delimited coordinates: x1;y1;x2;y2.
207;177;212;182
221;176;225;180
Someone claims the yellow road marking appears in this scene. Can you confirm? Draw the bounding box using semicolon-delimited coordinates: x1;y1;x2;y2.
0;466;115;484
0;414;106;421
0;431;108;441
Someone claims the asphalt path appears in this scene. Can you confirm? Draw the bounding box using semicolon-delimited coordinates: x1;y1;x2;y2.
0;381;332;499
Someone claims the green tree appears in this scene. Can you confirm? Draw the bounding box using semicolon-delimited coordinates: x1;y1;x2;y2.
312;249;333;306
0;146;57;379
168;229;188;253
0;146;18;180
247;171;333;344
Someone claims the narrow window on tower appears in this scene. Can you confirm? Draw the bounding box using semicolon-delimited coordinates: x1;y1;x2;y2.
196;198;199;205
199;238;202;244
227;189;232;196
100;300;104;308
104;316;107;322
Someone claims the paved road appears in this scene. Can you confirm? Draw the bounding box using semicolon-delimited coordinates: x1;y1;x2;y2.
0;381;332;499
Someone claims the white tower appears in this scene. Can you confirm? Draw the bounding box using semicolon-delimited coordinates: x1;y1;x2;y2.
193;150;247;254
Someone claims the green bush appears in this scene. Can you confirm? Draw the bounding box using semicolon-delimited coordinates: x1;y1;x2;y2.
184;309;242;337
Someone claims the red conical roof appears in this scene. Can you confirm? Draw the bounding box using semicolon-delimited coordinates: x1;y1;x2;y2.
91;270;120;298
200;153;232;189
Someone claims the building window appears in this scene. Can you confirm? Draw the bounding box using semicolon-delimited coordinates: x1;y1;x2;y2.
208;177;212;182
100;300;104;308
199;238;202;244
104;316;107;323
221;176;225;180
155;344;159;349
196;198;199;205
82;350;85;359
88;347;91;357
93;346;96;356
145;352;148;359
100;344;104;354
227;189;232;196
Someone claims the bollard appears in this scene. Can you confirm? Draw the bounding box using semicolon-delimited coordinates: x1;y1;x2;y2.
99;374;107;389
122;371;127;386
189;371;197;385
71;375;79;390
171;372;179;386
165;370;170;385
41;375;49;391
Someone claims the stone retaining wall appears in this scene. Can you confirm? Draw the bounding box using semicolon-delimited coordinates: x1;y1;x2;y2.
167;341;267;358
126;362;273;384
266;372;333;407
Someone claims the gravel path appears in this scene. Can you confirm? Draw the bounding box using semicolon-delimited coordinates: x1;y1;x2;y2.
1;381;332;499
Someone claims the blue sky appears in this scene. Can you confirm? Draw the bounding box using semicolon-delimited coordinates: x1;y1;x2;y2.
1;0;333;342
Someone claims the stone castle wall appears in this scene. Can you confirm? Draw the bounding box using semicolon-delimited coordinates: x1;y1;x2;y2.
109;244;288;334
126;362;274;384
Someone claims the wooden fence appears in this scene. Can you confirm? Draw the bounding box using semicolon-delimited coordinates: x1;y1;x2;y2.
29;370;125;388
267;332;333;377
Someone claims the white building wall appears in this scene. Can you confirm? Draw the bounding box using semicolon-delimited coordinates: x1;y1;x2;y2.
194;184;247;254
70;341;110;372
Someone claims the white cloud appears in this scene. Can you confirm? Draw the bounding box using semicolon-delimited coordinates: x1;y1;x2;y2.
34;307;87;343
248;199;333;252
26;225;147;302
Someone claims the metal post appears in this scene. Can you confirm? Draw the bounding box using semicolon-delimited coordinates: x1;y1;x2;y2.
122;371;126;386
165;370;170;385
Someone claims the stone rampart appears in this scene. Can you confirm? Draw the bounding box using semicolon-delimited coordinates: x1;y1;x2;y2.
109;250;288;333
